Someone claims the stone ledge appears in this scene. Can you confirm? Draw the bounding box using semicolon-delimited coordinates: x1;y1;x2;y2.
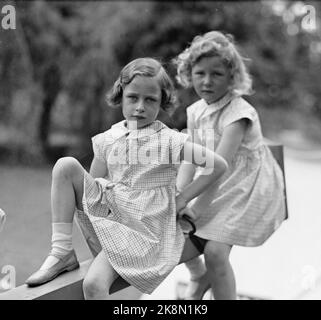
0;259;142;300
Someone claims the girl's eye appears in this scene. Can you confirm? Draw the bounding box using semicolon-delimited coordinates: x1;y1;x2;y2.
127;95;137;101
146;97;156;103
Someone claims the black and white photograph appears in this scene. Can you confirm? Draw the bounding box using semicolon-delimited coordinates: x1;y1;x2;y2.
0;0;321;303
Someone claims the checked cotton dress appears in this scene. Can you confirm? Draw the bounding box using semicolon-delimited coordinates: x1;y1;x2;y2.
187;93;286;247
76;120;189;294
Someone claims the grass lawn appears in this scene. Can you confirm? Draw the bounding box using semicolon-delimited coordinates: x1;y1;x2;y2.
0;164;92;291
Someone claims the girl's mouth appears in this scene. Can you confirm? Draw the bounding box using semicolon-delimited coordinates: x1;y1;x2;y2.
131;115;146;120
201;90;214;94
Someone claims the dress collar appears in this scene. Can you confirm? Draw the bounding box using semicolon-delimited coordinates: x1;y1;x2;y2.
201;92;234;118
110;120;166;140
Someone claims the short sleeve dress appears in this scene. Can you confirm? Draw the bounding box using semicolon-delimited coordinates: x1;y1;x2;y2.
76;120;189;294
187;93;286;247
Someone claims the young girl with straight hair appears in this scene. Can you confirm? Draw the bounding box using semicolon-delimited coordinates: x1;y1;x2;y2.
25;57;227;298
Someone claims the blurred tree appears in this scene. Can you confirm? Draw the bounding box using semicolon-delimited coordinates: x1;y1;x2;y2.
0;0;320;164
110;1;321;132
39;63;61;156
16;0;86;161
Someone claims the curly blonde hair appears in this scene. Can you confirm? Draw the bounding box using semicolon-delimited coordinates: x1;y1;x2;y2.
106;57;177;114
173;31;253;96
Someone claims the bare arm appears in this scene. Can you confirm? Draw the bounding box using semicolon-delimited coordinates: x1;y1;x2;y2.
215;119;248;164
176;110;198;194
89;157;108;178
176;162;196;193
176;119;248;214
176;141;228;214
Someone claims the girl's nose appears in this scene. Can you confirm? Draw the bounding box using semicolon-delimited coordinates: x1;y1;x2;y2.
203;74;212;85
135;101;145;112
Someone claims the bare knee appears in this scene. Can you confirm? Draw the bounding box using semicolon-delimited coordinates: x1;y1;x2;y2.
52;157;82;180
204;242;231;273
83;275;109;300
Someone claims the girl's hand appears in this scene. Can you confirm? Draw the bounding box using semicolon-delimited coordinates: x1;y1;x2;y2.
178;206;196;220
175;194;196;220
176;193;187;213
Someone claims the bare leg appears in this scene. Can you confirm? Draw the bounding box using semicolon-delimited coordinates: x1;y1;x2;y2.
41;157;87;268
25;157;91;286
51;157;85;222
83;251;118;300
179;238;210;300
184;257;210;300
204;240;236;300
179;237;203;263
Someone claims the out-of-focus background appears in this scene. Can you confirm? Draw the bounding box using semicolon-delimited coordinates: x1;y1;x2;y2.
1;0;321;299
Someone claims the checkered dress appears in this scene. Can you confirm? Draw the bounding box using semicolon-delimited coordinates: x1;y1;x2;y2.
187;93;286;246
77;120;188;294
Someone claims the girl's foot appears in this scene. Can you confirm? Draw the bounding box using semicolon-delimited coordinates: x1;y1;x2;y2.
184;273;211;300
25;250;79;287
39;254;62;270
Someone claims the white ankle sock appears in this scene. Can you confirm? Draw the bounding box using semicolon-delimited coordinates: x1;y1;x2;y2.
185;256;206;280
51;222;73;255
40;222;73;270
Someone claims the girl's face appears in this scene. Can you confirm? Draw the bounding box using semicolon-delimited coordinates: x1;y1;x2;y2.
191;56;232;104
122;75;162;129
